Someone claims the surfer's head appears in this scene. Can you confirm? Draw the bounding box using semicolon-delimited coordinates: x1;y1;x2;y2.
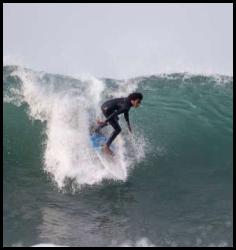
128;92;143;108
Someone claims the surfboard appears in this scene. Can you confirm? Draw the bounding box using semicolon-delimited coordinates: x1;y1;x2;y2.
89;132;125;179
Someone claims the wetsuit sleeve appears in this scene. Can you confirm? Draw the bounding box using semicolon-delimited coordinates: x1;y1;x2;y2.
124;111;130;125
104;107;127;123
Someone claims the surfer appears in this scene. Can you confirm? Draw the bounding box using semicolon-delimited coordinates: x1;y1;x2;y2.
95;92;143;155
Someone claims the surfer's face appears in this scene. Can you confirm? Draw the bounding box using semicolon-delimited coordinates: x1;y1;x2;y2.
132;99;142;108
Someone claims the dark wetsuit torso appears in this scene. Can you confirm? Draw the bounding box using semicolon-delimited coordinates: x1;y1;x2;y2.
102;97;132;124
96;97;132;147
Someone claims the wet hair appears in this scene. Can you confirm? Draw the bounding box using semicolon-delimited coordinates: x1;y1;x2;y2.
127;92;143;101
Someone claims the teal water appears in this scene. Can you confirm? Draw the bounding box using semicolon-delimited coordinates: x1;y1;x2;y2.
3;66;233;247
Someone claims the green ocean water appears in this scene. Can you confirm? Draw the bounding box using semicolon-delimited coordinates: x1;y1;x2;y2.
3;66;233;247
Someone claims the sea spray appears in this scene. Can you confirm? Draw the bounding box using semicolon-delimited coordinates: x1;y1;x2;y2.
4;66;146;189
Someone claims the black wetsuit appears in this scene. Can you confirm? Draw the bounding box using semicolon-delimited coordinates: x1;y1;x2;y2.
95;97;132;147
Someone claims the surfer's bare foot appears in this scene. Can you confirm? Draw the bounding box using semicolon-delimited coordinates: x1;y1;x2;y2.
102;144;114;156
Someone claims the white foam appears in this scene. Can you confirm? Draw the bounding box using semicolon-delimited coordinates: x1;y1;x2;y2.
111;237;156;247
30;238;155;247
8;67;146;189
31;243;66;247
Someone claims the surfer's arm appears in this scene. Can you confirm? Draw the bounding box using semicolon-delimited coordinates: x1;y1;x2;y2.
124;111;131;132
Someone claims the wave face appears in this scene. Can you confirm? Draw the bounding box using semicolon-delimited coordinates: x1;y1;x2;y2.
3;66;233;247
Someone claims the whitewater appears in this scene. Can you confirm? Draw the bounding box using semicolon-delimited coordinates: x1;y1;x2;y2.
4;65;146;190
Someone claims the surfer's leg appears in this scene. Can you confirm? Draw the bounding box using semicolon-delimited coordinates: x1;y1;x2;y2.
106;118;121;147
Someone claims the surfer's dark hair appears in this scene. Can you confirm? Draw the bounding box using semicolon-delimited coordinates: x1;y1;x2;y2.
128;92;143;101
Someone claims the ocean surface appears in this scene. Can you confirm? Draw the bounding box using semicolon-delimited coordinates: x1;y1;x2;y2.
3;65;233;247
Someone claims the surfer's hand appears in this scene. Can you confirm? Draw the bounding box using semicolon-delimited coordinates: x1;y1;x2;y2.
96;120;107;126
128;125;132;133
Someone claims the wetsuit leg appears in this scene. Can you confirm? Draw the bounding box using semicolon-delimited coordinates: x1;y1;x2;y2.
106;117;121;147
